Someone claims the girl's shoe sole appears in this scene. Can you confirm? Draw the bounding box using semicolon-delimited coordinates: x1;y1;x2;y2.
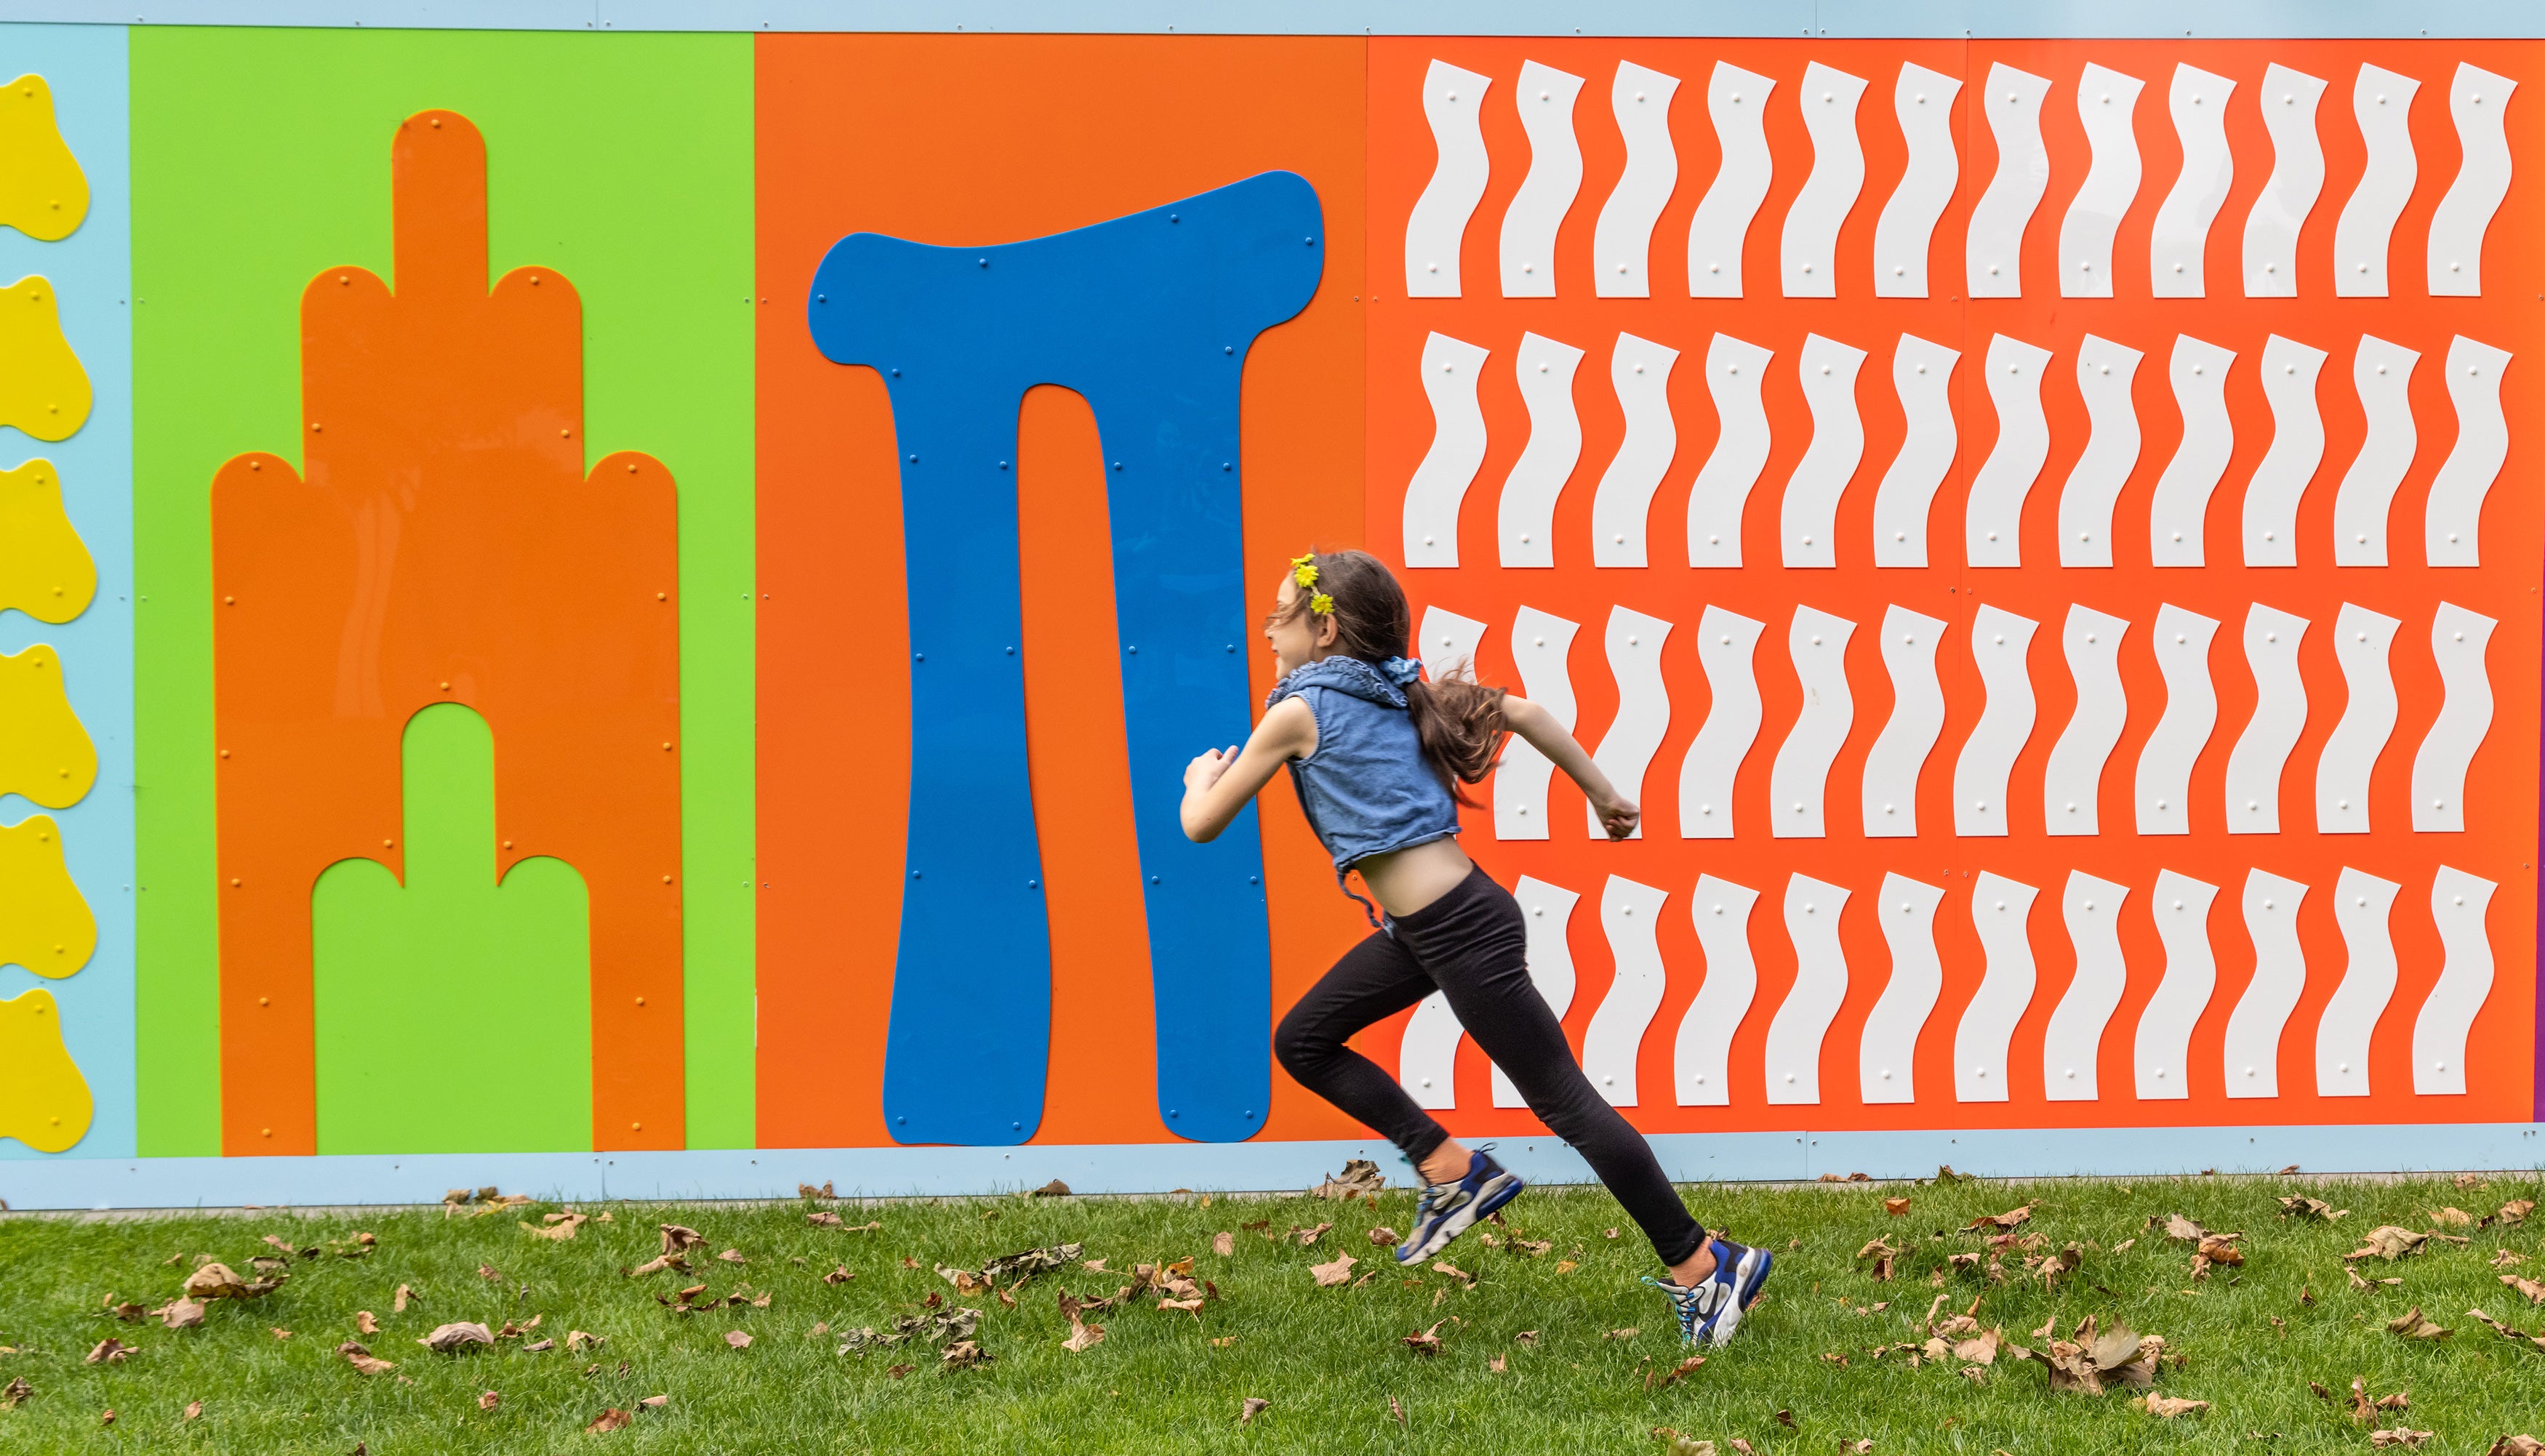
1704;1246;1773;1347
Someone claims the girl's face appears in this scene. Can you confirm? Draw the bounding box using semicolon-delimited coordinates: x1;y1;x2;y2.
1266;574;1337;675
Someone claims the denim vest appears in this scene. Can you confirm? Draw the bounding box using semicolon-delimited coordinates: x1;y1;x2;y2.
1265;657;1462;883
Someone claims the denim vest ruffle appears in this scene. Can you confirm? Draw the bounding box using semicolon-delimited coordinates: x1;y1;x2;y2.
1265;657;1462;880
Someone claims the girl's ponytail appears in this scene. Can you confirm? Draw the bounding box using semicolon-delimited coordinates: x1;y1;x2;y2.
1282;549;1509;801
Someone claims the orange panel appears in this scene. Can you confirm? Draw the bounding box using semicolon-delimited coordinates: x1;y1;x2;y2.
212;112;683;1154
753;34;1370;1149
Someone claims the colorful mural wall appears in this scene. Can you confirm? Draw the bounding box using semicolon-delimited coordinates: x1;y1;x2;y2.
0;17;2538;1204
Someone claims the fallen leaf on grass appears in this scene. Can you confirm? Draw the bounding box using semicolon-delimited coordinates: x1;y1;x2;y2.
393;1284;415;1312
1368;1226;1401;1247
721;1330;752;1351
1432;1260;1476;1287
475;1391;500;1412
270;1328;291;1341
1213;1232;1235;1258
1965;1203;2036;1233
1646;1356;1705;1391
1857;1238;1899;1282
2500;1201;2536;1226
805;1211;842;1228
84;1339;131;1365
1312;1159;1387;1199
1240;1396;1270;1425
638;1394;668;1409
2503;1274;2545;1306
2018;1316;2163;1393
1515;1330;1539;1346
2386;1307;2450;1340
2277;1196;2349;1220
1031;1178;1072;1197
1291;1223;1335;1247
716;1250;747;1266
1954;1328;2002;1365
822;1266;852;1286
2349;1226;2432;1261
98;1409;113;1426
586;1407;630;1433
658;1224;706;1255
2431;1207;2474;1228
2140;1395;2209;1418
2349;1267;2402;1292
1606;1328;1640;1341
1884;1197;1912;1216
183;1263;283;1301
1312;1254;1358;1287
1389;1395;1408;1427
1554;1260;1579;1275
1488;1354;1506;1374
183;1400;201;1421
941;1340;990;1369
2157;1214;2209;1242
420;1323;494;1353
2370;1431;2434;1449
1403;1321;1446;1356
2488;1439;2545;1455
350;1310;379;1335
158;1299;204;1331
335;1342;396;1376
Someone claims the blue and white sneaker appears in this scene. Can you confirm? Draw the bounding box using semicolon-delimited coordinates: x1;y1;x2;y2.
1644;1236;1773;1346
1394;1149;1523;1263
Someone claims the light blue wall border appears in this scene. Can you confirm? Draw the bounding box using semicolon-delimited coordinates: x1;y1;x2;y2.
0;23;136;1164
9;2;2545;37
2;1125;2538;1210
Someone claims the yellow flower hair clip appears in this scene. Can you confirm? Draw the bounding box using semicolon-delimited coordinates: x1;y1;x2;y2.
1310;592;1335;616
1290;552;1319;590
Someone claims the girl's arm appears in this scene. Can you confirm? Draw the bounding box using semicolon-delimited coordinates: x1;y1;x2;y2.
1181;696;1318;842
1502;694;1640;840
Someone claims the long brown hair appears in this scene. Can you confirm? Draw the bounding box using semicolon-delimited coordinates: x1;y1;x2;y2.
1281;549;1508;802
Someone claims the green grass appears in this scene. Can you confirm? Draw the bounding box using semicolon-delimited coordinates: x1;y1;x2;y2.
2;1173;2543;1453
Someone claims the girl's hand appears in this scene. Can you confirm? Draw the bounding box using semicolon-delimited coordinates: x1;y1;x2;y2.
1185;745;1241;795
1593;792;1640;842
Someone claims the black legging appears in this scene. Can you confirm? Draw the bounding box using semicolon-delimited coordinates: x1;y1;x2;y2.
1274;864;1707;1267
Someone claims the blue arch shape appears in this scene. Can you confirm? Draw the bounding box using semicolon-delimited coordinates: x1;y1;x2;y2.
808;171;1325;1147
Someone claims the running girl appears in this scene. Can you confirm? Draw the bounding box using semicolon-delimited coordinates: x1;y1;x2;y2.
1179;549;1771;1346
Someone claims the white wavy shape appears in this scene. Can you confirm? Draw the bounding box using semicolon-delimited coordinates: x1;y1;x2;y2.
1863;606;1949;838
1956;872;2039;1101
1770;606;1856;839
1766;874;1850;1104
2149;335;2238;566
1781;334;1868;567
2413;602;2496;832
2043;606;2130;837
1965;334;2053;566
1592;333;1680;566
1955;605;2038;837
2056;334;2145;566
2426;336;2511;566
2429;65;2517;296
2224;870;2308;1097
2333;336;2420;566
2243;64;2327;297
1873;335;1960;565
2242;334;2328;566
1687;334;1774;567
2043;872;2131;1101
1403;332;1491;567
1688;63;1775;298
1494;606;1579;840
2136;603;2220;836
2315;866;2401;1098
1587;606;1671;840
1676;875;1758;1105
1500;61;1587;298
2149;64;2236;297
2314;602;2400;834
2413;866;2496;1095
1400;989;1464;1109
1495;875;1582;1106
1497;331;1587;567
1406;60;1492;298
1781;62;1869;298
2335;65;2421;297
2133;870;2219;1100
2059;63;2144;299
1875;64;1962;297
1680;606;1763;840
1860;873;1945;1104
2224;604;2309;834
1582;874;1669;1105
1594;62;1682;298
1968;63;2054;297
1416;606;1488;685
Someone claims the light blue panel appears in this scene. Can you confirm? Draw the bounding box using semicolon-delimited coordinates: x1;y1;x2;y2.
16;3;2545;36
0;1125;2536;1209
0;23;132;1163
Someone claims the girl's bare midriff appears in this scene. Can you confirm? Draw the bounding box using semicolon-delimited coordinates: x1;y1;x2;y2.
1350;834;1477;920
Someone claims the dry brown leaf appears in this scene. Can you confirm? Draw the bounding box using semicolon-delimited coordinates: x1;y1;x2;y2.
1030;1178;1072;1197
942;1339;990;1369
1240;1396;1270;1425
159;1298;204;1331
724;1330;752;1351
1061;1315;1105;1353
2498;1251;2531;1268
392;1284;414;1312
2387;1306;2451;1340
2350;1226;2432;1261
659;1223;706;1255
0;1378;26;1408
2432;1207;2475;1228
1312;1253;1358;1287
335;1341;396;1376
1368;1226;1402;1247
2278;1196;2349;1221
2458;1173;2490;1190
1312;1159;1387;1200
473;1391;500;1412
716;1250;747;1266
1554;1259;1579;1275
1646;1355;1706;1391
805;1210;842;1228
585;1407;630;1433
1965;1203;2036;1233
1432;1260;1476;1287
1293;1222;1335;1247
1515;1330;1539;1346
822;1266;852;1285
1212;1232;1234;1258
2500;1200;2536;1226
2159;1214;2208;1242
84;1339;131;1365
2487;1439;2545;1456
1403;1321;1446;1356
2370;1431;2434;1449
1884;1197;1912;1216
419;1322;494;1353
183;1400;201;1421
1953;1328;2002;1366
886;1362;914;1379
521;1215;585;1242
2349;1267;2403;1290
2142;1395;2209;1418
2503;1274;2545;1306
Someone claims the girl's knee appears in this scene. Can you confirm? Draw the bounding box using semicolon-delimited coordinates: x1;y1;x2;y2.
1272;1006;1330;1078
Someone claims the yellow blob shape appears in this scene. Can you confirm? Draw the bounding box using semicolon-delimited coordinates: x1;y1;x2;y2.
0;988;92;1151
0;276;92;441
0;460;94;622
0;76;88;241
0;645;95;808
0;815;92;977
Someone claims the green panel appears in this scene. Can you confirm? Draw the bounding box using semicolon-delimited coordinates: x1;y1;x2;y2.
129;28;756;1155
312;704;592;1153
